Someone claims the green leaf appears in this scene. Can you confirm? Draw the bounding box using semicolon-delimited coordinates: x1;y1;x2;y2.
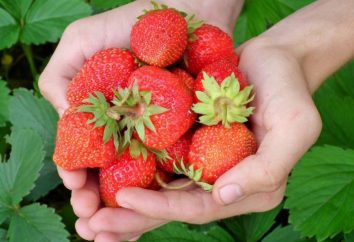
344;230;354;242
262;225;315;242
9;89;61;201
0;129;44;207
8;203;69;242
20;0;92;45
91;0;133;10
0;8;20;50
222;203;283;242
285;146;354;241
0;81;10;127
139;222;233;242
0;0;33;20
314;96;354;149
234;0;313;45
0;228;7;242
0;206;11;225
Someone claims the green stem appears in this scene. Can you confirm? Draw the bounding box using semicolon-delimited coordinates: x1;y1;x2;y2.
22;44;40;95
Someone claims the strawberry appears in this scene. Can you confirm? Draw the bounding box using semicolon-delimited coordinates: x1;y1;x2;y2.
53;107;116;170
67;48;137;106
184;24;238;75
192;67;254;127
107;66;196;149
176;123;257;190
99;148;156;208
148;169;174;190
194;59;248;94
131;4;187;67
158;131;192;173
171;67;194;90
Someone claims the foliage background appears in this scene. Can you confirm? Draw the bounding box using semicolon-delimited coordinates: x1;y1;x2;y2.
0;0;353;241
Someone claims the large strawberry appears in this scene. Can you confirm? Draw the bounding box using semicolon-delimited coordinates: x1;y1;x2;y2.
99;148;156;207
53;107;116;170
107;66;195;149
67;48;137;106
131;3;187;67
184;24;238;75
158;131;192;173
175;123;257;190
170;67;194;90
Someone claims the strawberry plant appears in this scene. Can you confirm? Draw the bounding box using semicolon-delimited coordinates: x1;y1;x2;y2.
1;0;354;241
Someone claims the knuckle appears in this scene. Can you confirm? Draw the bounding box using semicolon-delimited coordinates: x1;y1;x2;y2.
62;20;82;38
259;161;283;192
254;192;284;213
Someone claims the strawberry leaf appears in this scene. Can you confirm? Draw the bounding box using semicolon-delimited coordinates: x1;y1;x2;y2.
9;89;60;201
0;228;6;242
91;0;133;10
234;0;313;45
285;146;354;241
222;203;282;242
0;0;32;20
262;225;315;242
0;81;10;127
0;129;44;210
139;222;233;242
0;8;20;50
8;203;69;242
20;0;92;45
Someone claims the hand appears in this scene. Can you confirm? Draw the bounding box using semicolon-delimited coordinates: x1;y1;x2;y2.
38;0;244;241
86;38;322;240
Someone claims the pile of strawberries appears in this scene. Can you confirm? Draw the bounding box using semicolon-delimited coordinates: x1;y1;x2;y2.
53;2;257;207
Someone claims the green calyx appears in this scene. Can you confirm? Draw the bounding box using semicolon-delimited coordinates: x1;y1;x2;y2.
107;82;168;147
139;1;187;19
192;72;255;128
187;15;203;41
129;139;169;161
173;159;213;192
77;92;120;150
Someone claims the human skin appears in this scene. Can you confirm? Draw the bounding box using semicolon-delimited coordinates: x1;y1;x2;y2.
38;0;354;241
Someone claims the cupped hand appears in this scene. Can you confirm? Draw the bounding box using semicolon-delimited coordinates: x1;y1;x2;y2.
87;38;322;240
38;0;243;241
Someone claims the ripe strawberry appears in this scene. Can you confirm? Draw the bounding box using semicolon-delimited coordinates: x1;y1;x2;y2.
148;169;174;190
53;107;116;170
108;66;195;149
158;131;192;173
99;149;156;208
171;67;194;90
194;59;248;94
176;123;256;189
131;6;187;67
184;24;238;75
67;48;137;106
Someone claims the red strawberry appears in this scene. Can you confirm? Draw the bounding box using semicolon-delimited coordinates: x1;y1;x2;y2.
108;66;195;149
67;48;137;106
131;7;187;67
184;24;238;75
176;123;256;189
158;131;192;173
171;67;194;90
99;149;156;207
53;107;116;170
148;169;174;190
194;59;248;95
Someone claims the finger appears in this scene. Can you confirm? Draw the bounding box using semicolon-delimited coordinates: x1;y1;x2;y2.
71;170;100;218
76;218;96;241
116;184;286;223
212;99;321;205
57;167;87;190
89;207;166;234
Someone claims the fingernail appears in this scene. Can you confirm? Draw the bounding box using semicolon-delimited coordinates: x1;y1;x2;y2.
218;184;244;205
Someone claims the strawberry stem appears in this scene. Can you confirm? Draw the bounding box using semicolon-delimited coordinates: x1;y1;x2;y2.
155;173;195;190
